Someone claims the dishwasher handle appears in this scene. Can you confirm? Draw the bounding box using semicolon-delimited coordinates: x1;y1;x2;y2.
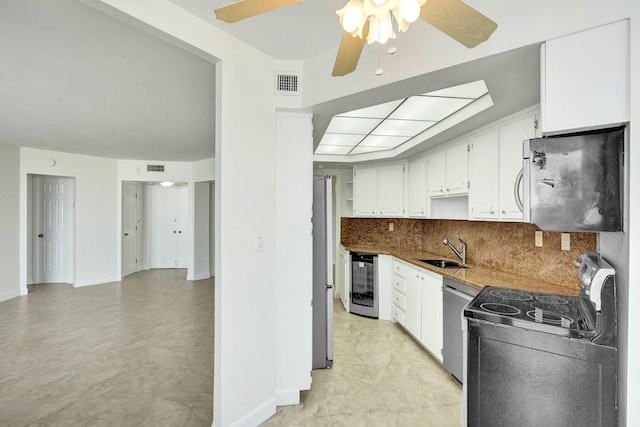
445;286;475;302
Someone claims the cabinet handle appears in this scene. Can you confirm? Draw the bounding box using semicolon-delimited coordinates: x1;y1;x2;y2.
502;210;506;214
490;210;495;215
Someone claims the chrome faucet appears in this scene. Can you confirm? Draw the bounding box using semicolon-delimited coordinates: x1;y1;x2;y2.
443;238;467;264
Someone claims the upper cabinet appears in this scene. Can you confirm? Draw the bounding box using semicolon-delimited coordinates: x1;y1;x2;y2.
541;20;629;134
407;156;428;218
353;162;406;217
427;142;469;198
469;111;538;222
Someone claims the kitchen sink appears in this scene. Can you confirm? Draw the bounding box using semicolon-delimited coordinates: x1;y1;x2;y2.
418;259;470;269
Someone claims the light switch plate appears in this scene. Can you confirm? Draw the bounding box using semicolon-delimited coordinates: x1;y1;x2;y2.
389;222;394;232
561;233;571;251
535;231;543;247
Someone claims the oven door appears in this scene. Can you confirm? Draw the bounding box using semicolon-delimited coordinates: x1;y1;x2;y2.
466;318;617;427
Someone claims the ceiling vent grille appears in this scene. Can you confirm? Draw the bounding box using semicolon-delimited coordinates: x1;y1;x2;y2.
146;164;165;172
274;72;300;96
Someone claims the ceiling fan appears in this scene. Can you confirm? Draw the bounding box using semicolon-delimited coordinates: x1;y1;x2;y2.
214;0;497;77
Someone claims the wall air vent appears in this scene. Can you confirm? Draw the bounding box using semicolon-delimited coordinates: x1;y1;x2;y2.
274;72;300;96
146;164;165;172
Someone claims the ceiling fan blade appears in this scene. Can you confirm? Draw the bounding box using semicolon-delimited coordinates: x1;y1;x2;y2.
215;0;302;23
332;21;370;77
420;0;497;48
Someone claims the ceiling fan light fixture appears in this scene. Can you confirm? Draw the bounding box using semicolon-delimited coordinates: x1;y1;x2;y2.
368;13;395;44
337;0;366;35
397;0;421;23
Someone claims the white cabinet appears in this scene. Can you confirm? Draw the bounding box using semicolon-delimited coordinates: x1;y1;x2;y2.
469;112;537;222
405;268;422;338
408;156;428;217
541;20;629;134
468;129;499;220
353;166;378;216
391;259;407;326
392;258;444;362
498;114;537;220
427;142;469;198
420;270;443;363
353;163;406;217
338;246;350;311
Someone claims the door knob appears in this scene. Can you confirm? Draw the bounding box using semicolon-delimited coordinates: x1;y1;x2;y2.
38;234;44;238
124;233;129;236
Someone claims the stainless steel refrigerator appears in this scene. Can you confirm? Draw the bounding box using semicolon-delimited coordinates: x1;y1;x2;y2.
312;175;333;369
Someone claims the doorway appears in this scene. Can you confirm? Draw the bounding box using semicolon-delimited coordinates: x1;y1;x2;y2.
30;174;76;285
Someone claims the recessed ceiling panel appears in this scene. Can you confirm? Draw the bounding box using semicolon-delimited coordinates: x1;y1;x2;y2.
371;119;435;136
350;146;392;154
337;99;403;119
326;116;382;134
389;96;474;121
358;135;408;148
314;145;353;154
318;133;365;146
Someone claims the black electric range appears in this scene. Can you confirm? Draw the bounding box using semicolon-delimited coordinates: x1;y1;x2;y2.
463;286;597;339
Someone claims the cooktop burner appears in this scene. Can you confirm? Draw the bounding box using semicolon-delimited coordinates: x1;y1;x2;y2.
465;286;596;338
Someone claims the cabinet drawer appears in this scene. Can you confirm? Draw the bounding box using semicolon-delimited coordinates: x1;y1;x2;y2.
392;290;406;311
392;305;405;326
393;276;406;294
393;260;407;278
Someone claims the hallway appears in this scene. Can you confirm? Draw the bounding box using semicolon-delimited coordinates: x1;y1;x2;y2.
0;269;213;426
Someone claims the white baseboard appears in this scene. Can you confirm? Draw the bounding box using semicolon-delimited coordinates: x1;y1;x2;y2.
193;272;211;281
73;276;121;288
228;396;275;427
275;389;301;406
0;288;22;303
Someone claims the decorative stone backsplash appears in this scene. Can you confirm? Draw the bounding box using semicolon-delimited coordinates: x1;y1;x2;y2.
341;218;597;289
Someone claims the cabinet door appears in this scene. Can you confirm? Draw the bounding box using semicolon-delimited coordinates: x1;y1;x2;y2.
405;267;421;339
353;166;377;216
420;273;443;363
408;156;427;217
377;164;405;217
499;114;536;221
445;142;469;196
427;150;446;198
542;20;629;134
468;130;499;220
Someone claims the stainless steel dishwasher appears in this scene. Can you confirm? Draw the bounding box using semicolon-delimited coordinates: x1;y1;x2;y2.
443;277;480;383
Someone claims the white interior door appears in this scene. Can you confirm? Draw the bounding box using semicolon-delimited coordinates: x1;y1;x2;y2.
122;182;138;276
34;175;74;284
149;185;188;268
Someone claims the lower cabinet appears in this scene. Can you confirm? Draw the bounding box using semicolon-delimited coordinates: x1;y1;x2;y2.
392;258;444;362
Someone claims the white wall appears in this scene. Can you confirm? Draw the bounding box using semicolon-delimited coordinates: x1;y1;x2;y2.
193;182;211;280
0;143;21;302
20;148;119;289
275;112;313;404
210;182;215;276
94;1;640;426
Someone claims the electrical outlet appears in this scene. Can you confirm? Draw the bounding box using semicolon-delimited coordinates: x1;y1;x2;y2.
389;222;394;232
535;231;543;247
561;233;571;251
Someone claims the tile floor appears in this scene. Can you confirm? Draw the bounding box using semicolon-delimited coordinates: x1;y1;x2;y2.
0;269;213;427
262;301;463;426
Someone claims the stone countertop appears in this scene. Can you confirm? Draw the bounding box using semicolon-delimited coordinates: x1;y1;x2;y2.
342;244;578;297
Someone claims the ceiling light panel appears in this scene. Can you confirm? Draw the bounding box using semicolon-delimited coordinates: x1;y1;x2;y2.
350;146;393;154
424;80;488;98
326;116;382;134
357;135;408;148
389;96;473;121
337;99;403;119
318;133;365;146
371;119;435;136
314;145;353;155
